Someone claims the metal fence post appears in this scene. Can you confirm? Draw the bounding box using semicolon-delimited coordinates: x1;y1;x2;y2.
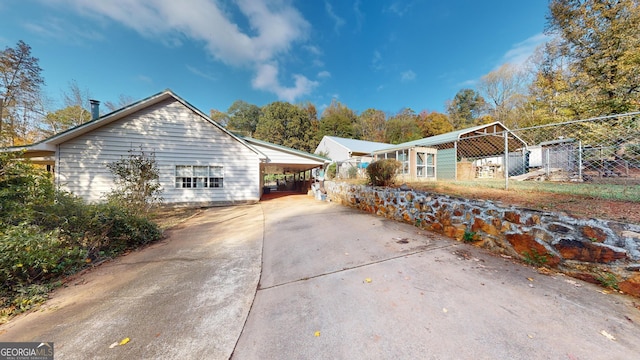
578;140;583;181
545;148;550;177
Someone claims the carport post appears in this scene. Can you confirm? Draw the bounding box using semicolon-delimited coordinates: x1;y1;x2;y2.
504;131;509;190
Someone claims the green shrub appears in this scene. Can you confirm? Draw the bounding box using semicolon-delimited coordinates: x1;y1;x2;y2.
0;152;55;228
33;191;86;234
347;166;358;179
463;230;477;243
366;159;402;186
84;204;162;257
522;249;549;266
596;272;619;290
0;152;162;319
326;163;337;179
105;147;163;214
0;224;86;288
10;283;53;315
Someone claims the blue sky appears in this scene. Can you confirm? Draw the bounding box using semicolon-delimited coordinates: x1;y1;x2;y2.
0;0;550;116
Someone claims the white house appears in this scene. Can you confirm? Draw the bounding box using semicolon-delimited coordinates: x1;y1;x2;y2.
16;89;327;205
315;135;390;162
314;135;390;178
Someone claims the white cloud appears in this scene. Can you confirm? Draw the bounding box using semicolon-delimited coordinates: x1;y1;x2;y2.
501;33;550;68
324;1;345;34
371;50;382;71
186;65;217;82
304;45;322;56
53;0;314;102
457;79;478;88
317;70;331;78
23;17;104;44
252;63;318;102
353;0;364;32
456;33;551;90
385;1;416;17
312;59;325;68
136;75;153;84
401;70;416;82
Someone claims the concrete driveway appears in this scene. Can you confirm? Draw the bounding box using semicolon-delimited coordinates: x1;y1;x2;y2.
1;194;640;359
232;195;640;359
0;204;263;359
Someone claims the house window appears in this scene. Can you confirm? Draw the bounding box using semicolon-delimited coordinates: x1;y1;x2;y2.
378;150;408;174
398;150;409;175
175;165;224;188
417;152;435;178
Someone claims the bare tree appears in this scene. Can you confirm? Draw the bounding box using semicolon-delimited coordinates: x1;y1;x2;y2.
477;63;528;128
104;94;135;113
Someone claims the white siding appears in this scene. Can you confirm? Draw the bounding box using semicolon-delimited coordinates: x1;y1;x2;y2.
56;98;261;204
315;137;350;161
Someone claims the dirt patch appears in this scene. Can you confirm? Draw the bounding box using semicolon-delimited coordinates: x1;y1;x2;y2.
150;206;205;230
406;182;640;225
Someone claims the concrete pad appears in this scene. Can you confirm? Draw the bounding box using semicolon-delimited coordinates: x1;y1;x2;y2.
259;196;444;289
233;195;640;360
0;205;263;360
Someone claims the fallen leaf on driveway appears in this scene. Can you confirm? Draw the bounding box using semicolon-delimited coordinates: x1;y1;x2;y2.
565;279;582;287
600;330;616;341
119;337;131;345
364;278;372;283
314;331;321;337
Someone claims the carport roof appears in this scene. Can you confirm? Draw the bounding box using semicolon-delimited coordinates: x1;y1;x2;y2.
243;137;329;174
374;122;527;157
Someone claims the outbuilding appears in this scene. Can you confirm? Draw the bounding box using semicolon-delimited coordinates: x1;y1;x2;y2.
314;135;390;178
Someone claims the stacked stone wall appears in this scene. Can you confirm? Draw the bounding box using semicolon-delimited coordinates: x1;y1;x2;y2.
324;181;640;297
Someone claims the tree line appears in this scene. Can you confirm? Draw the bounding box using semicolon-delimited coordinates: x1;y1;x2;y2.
2;0;639;152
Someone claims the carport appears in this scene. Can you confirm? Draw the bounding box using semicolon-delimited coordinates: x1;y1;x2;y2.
374;121;527;180
242;137;329;197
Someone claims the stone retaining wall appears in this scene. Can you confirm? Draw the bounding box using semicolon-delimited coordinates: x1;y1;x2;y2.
324;181;640;297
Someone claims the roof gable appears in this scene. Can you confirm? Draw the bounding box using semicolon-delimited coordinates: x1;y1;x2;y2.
24;90;263;158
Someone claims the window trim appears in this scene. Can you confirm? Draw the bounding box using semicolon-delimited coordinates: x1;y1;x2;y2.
416;152;436;178
175;165;224;189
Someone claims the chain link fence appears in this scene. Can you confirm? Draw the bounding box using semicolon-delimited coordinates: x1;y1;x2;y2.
335;158;370;179
446;112;640;200
327;113;639;201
